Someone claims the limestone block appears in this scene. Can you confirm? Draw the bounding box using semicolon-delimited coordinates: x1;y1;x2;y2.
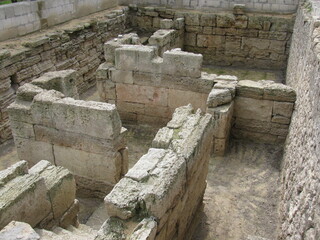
0;221;40;240
59;199;79;228
184;33;196;46
271;115;290;124
97;80;116;102
215;75;238;81
117;101;145;114
162;49;202;78
234;97;273;121
168;89;208;112
0;160;28;187
116;83;168;107
167;104;193;129
54;145;121;185
105;178;141;220
119;147;129;176
34;125;118;155
236;80;264;99
148;29;175;47
214;138;227;156
273;101;294;118
16;83;43;102
115;45;157;73
95;217;126;240
262;81;296;102
217;14;235;28
141;150;186;219
234;118;271;133
200;13;216;26
111;69;133;84
14;137;54;167
184;12;200;26
207;88;232;107
129;218;157;240
207;101;234;139
0;174;51;229
213;80;237;97
30;160;76;219
52;98;121;140
10;120;35;139
32;70;79;99
31;90;65;128
152;127;174;149
7;101;33;124
126;148;167;182
96;62;113;80
174;18;185;30
160;19;173;29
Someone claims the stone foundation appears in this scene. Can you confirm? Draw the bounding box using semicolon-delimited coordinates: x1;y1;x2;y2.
8;70;128;198
0;160;78;230
95;105;213;240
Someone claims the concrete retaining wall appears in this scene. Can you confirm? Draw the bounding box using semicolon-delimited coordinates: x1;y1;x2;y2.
128;6;295;70
0;0;118;41
0;7;127;144
279;1;320;239
7;70;128;198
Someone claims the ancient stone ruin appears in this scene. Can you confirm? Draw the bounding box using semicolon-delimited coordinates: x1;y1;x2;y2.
0;0;319;239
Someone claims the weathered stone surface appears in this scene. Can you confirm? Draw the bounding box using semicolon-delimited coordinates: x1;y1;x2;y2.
52;98;121;140
261;80;296;102
207;88;232;107
213;80;237;97
129;218;157;240
168;89;208;112
236;80;264;99
0;160;28;187
10;121;35;139
160;19;174;29
105;178;141;220
0;173;51;229
234;96;273;121
0;221;40;240
152;127;174;149
167;104;193;129
273;101;294;118
16;84;43;102
95;217;126;240
126;148;167;182
59;199;79;228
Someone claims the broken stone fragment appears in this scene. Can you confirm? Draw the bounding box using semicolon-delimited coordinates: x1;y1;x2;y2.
261;80;296;102
152;127;174;149
0;160;28;187
0;221;40;240
104;178;141;220
129;218;157;240
207;88;232;107
95;217;126;240
22;36;50;48
236;80;264;99
16;83;43;102
167;104;193;129
214;80;237;97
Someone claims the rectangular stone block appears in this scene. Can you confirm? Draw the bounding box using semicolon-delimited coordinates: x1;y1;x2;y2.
116;83;168;107
14;137;54;167
273;101;294;118
54;145;121;185
52;98;121;140
234;97;273;121
111;69;133;84
10;120;35;139
162;49;202;78
0;174;51;229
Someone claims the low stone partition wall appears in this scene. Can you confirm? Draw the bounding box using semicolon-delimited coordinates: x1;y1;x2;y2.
97;45;214;126
232;80;296;143
0;160;78;230
8;70;128;198
0;7;128;144
95;105;213;240
128;5;295;70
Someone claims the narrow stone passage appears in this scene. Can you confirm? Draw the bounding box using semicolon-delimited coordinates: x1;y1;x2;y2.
192;139;282;240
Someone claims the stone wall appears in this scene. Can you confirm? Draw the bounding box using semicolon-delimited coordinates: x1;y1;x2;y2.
232;79;296;144
96;105;213;240
0;7;127;144
0;0;118;41
120;0;299;13
128;6;295;70
279;1;320;239
0;160;78;230
97;38;212;126
8;70;128;198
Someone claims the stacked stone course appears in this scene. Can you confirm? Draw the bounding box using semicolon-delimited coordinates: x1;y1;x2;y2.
8;70;128;198
128;5;294;69
0;7;128;144
0;160;78;230
96;105;214;240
